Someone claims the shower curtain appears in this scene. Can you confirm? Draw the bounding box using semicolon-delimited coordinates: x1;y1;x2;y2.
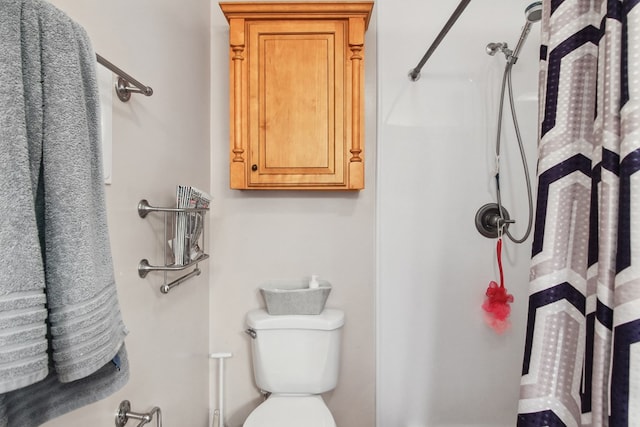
517;0;640;426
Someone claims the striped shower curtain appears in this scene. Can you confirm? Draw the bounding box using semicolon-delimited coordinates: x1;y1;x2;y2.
518;0;640;426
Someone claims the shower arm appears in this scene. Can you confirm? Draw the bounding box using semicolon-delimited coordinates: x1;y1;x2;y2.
408;0;472;81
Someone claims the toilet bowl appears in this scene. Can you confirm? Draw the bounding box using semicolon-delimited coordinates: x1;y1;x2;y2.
243;395;335;427
243;308;344;426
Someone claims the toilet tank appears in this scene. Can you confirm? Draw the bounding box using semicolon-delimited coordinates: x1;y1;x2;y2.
246;308;344;394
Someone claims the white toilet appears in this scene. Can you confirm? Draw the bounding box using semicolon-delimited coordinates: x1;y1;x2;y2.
243;308;345;427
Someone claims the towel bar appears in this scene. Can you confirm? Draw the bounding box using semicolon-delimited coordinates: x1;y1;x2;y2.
96;54;153;102
137;254;210;278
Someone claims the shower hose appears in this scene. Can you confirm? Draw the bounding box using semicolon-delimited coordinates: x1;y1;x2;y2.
494;61;535;244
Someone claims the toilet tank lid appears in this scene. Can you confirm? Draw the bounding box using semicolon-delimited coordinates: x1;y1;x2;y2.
247;308;344;330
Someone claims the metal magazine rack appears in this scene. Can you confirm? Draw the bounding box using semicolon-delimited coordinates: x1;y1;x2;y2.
137;199;209;294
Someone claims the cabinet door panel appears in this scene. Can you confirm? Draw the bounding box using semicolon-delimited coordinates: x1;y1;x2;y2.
263;37;330;168
247;21;346;187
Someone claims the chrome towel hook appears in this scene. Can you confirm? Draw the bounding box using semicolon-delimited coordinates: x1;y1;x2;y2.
115;400;162;427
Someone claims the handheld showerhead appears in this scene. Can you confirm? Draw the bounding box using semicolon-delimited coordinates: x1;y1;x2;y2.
510;1;542;64
525;1;543;24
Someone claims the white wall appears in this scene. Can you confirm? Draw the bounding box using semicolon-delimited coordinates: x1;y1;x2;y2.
26;1;376;426
377;1;540;426
208;4;378;427
25;1;541;425
43;1;211;426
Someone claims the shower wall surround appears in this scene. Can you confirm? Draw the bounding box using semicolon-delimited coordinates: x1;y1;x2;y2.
377;0;540;426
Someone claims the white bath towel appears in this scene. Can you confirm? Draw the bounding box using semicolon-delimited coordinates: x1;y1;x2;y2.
0;0;129;425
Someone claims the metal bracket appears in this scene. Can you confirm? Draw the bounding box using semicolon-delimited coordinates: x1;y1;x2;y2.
96;54;153;103
115;77;154;102
115;400;132;427
115;77;134;102
115;400;162;427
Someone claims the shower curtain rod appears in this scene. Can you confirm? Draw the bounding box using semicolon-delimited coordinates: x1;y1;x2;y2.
96;53;154;102
408;0;472;81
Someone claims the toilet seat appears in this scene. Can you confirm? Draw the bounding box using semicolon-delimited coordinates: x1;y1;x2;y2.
243;395;336;427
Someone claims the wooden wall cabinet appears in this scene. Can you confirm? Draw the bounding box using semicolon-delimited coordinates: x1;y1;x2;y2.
219;1;373;190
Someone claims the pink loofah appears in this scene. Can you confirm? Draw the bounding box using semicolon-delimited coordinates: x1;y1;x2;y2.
482;238;514;333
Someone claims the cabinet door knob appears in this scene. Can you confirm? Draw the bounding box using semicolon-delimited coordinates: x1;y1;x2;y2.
251;164;258;171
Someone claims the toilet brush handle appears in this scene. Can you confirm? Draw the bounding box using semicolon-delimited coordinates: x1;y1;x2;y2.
210;353;233;427
212;410;220;427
